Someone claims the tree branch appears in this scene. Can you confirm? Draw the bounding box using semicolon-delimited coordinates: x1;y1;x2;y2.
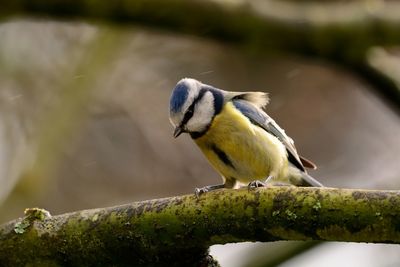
2;0;400;57
1;186;400;266
2;0;400;105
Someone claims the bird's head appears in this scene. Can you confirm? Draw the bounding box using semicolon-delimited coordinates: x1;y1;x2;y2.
169;78;220;138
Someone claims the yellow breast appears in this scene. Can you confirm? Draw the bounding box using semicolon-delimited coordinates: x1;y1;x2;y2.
194;102;288;183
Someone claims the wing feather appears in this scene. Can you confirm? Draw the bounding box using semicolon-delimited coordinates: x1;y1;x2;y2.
227;92;269;109
232;99;307;172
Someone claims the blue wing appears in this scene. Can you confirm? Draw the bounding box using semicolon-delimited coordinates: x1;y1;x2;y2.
232;99;306;172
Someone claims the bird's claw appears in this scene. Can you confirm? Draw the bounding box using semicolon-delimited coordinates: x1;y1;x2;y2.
248;180;267;190
195;187;208;198
194;184;226;197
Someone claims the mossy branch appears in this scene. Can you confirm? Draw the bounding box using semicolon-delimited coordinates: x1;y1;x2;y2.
1;186;400;266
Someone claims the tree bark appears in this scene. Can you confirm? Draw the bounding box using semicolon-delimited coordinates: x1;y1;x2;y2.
1;186;400;266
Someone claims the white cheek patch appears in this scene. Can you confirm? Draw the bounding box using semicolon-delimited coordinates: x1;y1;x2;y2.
186;91;215;133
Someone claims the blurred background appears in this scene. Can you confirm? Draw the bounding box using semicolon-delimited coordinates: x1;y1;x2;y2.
1;1;400;266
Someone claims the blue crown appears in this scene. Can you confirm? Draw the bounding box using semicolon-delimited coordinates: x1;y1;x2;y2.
170;82;189;113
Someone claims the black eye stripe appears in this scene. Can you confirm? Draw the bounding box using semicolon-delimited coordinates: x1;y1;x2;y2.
181;89;207;127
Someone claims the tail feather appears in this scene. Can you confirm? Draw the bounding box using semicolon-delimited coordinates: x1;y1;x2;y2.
300;156;317;170
301;173;323;187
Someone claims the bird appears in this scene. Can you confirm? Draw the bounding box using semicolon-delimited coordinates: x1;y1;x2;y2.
169;78;323;195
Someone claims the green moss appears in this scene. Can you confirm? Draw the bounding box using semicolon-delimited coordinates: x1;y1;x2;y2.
317;225;352;240
312;201;321;211
24;208;51;221
13;207;52;234
285;209;297;221
272;210;280;217
268;227;308;240
25;260;60;267
92;214;99;222
14;220;30;234
2;187;400;266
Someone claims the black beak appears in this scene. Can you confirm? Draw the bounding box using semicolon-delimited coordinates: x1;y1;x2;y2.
173;126;184;138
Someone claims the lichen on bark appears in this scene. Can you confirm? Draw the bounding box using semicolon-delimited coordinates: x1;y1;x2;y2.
1;187;400;266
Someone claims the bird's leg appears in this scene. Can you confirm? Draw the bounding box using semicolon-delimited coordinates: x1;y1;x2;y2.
195;184;225;197
195;178;236;197
264;175;274;184
248;175;273;190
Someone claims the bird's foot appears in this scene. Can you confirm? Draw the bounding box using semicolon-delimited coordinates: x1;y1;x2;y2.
194;184;225;197
248;180;267;190
195;187;209;198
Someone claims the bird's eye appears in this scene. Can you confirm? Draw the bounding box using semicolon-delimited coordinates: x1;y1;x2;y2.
181;104;195;126
186;106;194;117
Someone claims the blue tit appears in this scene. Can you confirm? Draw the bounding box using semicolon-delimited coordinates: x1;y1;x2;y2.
169;78;323;195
